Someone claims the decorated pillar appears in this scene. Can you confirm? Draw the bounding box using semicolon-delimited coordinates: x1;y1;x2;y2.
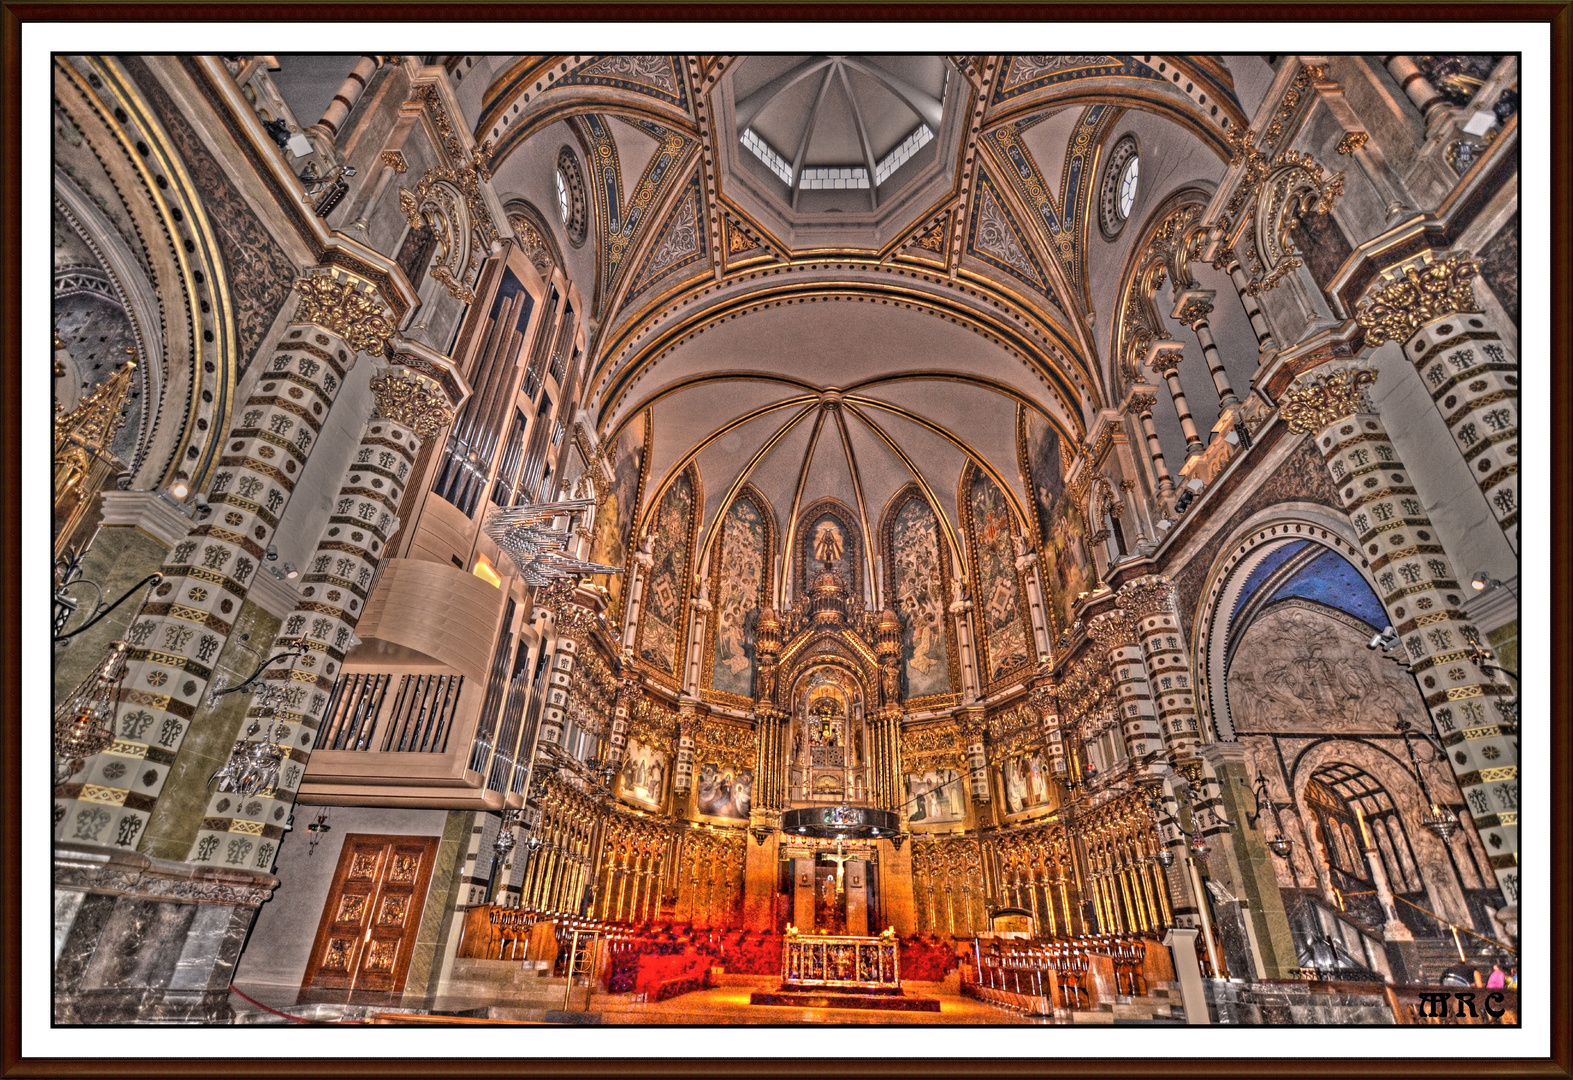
606;649;638;766
1027;663;1066;775
1217;252;1278;357
1117;575;1203;759
1356;252;1519;552
959;706;989;804
873;609;906;813
1172;291;1239;409
674;701;702;795
1380;56;1447;126
54;271;396;855
1127;386;1174;496
1014;543;1054;662
1147;343;1206;456
949;586;981;702
307;55;385;147
536;582;600;752
1281;366;1518;905
684;585;712;696
1086;609;1167;772
187;365;457;869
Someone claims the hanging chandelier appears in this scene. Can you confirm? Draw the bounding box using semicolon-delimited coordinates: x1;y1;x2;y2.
209;714;291;799
53;640;130;785
1396;719;1463;844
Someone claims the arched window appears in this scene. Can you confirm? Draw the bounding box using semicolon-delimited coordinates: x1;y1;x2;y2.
555;146;588;248
1098;134;1140;240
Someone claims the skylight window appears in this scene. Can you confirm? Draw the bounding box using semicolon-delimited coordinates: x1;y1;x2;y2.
800;167;870;190
874;125;934;185
741;127;793;185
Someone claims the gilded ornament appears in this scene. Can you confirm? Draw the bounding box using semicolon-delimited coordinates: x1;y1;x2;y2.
1335;131;1369;155
1279;367;1379;434
380;149;408;174
292;274;395;357
1354;253;1481;347
368;371;455;438
1086;609;1138;650
1117;575;1176;619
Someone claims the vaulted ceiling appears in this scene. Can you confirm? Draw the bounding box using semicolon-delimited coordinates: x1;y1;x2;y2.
469;54;1277;580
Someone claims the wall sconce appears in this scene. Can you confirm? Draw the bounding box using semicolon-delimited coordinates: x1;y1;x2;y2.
1396;719;1461;843
1248;773;1295;858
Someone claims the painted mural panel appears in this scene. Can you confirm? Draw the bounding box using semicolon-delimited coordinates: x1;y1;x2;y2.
638;469;694;677
590;414;646;622
711;496;766;698
696;761;753;820
889;496;952;698
1000;749;1059;818
968;472;1030;682
617;737;668;812
1022;409;1064;544
798;504;860;598
906;769;966;824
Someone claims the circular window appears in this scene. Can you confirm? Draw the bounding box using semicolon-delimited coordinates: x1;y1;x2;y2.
555;146;588;248
1098;135;1140;240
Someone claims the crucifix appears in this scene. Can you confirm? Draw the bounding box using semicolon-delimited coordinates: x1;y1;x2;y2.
822;840;857;898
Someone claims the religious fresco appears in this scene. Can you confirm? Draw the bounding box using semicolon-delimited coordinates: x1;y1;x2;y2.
617;737;668;812
1042;503;1094;638
696;761;753;820
1020;408;1065;545
638;468;695;677
710;495;766;698
967;470;1030;682
888;496;952;698
590;413;647;623
999;749;1059;818
905;769;966;824
797;503;861;599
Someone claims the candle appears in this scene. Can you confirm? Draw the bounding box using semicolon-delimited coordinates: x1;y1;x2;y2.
1354;805;1373;849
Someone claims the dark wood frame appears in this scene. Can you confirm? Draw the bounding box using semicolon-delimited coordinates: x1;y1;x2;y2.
9;10;1568;1080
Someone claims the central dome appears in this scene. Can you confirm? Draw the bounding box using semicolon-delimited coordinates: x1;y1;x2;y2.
719;55;963;249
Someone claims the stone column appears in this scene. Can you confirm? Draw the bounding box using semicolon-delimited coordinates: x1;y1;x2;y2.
1147;342;1206;456
1117;575;1203;759
1381;55;1447;126
1356;252;1519;552
1128;386;1174;496
1086;609;1167;771
535;583;600;753
1218;252;1278;357
1014;546;1053;662
605;650;638;767
54;271;396;855
307;55;385;146
960;707;989;804
186;366;456;869
1172;291;1239;409
1282;366;1518;906
674;702;701;795
1027;664;1066;775
684;587;712;696
348;149;407;232
949;590;981;702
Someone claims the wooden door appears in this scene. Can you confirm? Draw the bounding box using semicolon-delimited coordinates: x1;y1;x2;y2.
303;833;439;995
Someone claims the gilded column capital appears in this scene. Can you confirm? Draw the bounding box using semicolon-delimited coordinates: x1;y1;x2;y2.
1175;297;1215;326
1087;609;1138;650
1279;367;1378;434
1125;384;1160;415
1145;340;1188;374
1355;252;1481;347
292;272;396;356
1117;575;1178;619
368;370;455;438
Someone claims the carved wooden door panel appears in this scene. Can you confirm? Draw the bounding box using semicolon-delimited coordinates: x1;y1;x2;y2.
304;834;439;994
